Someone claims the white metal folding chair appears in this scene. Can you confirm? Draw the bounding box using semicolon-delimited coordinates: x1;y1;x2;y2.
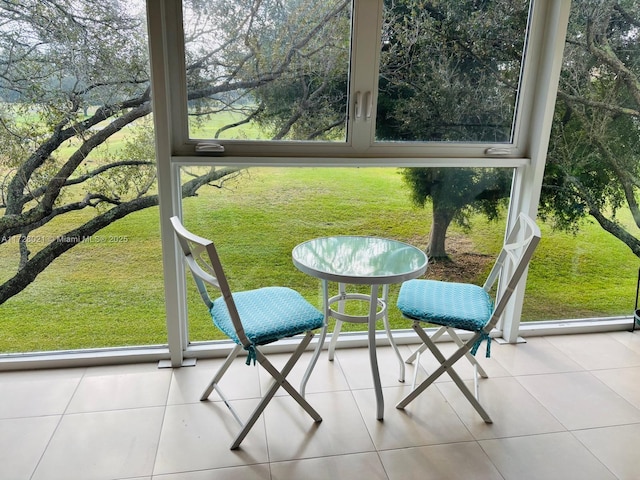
395;213;541;422
170;216;324;449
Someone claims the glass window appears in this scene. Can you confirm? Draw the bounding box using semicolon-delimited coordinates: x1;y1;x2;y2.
183;0;352;142
180;0;532;154
522;221;639;322
179;166;515;343
0;0;164;353
524;0;640;322
376;0;530;143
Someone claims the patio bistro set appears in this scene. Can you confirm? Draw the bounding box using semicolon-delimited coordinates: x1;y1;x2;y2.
170;214;541;449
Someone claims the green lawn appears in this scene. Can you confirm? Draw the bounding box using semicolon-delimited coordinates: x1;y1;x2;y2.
1;166;638;353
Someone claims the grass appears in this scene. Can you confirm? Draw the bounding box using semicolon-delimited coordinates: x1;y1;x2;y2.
0;209;167;352
1;166;639;353
525;218;639;320
189;111;266;140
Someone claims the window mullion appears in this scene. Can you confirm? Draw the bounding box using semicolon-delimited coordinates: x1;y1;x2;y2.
348;0;382;152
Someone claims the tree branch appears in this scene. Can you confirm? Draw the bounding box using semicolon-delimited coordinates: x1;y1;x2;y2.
586;16;640;109
0;166;241;304
557;90;640;118
0;101;152;237
21;160;156;204
565;173;640;257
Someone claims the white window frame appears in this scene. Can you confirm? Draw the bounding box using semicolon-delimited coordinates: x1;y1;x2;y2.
164;0;538;160
147;0;572;366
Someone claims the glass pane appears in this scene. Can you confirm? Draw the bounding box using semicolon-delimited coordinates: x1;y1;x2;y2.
179;165;636;345
527;0;640;322
183;0;352;142
180;166;516;343
0;0;164;353
522;221;639;322
376;0;530;143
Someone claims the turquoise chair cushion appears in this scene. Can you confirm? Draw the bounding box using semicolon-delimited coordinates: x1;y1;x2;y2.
397;279;494;332
211;286;324;347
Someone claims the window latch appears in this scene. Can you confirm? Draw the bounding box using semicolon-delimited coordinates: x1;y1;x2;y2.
485;147;513;156
195;142;225;153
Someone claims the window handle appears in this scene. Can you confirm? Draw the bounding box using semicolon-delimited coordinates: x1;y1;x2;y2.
354;91;363;118
364;91;373;120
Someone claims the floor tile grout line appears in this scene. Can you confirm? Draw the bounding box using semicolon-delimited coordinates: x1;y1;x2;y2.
568;422;640;480
29;411;76;479
150;368;174;479
25;413;64;480
28;368;88;480
585;368;640;417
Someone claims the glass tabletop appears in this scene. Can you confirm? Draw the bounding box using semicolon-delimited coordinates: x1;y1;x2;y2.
292;235;428;285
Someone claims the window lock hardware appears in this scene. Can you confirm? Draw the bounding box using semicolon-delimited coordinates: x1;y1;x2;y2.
354;91;373;120
484;147;513;156
195;142;225;153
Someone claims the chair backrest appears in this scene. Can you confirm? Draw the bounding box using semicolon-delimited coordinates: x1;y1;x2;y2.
482;213;541;331
169;216;250;347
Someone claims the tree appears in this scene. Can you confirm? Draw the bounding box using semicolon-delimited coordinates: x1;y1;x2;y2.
396;0;640;262
251;0;526;258
384;0;528;257
0;0;350;304
402;168;512;258
541;0;640;259
377;0;529;143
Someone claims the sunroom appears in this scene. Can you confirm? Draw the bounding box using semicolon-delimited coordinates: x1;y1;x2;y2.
1;0;640;478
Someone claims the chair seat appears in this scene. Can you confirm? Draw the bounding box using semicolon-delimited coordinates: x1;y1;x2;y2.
211;286;324;346
397;279;493;331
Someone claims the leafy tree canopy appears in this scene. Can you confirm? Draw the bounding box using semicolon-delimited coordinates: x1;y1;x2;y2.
542;0;640;258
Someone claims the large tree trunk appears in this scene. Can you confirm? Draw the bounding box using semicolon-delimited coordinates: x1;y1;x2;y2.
427;206;455;259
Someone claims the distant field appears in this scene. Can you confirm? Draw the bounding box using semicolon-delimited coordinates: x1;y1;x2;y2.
1;166;639;354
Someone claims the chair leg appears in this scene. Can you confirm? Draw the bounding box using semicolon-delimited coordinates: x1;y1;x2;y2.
406;325;450;390
405;325;447;364
397;324;462;408
200;343;243;401
405;326;488;392
446;362;493;423
259;332;322;422
447;328;488;378
230;331;322;450
396;324;492;423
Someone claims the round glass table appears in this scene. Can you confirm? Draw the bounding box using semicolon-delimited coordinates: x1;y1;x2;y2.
292;235;428;420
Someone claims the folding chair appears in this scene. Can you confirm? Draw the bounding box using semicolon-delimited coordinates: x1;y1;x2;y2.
170;216;324;449
395;213;541;422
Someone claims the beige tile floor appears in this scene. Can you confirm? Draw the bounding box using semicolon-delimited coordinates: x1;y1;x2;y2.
2;331;640;479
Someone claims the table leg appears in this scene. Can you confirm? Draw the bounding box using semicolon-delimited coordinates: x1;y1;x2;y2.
381;284;405;383
300;279;330;397
368;283;384;420
328;282;346;361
